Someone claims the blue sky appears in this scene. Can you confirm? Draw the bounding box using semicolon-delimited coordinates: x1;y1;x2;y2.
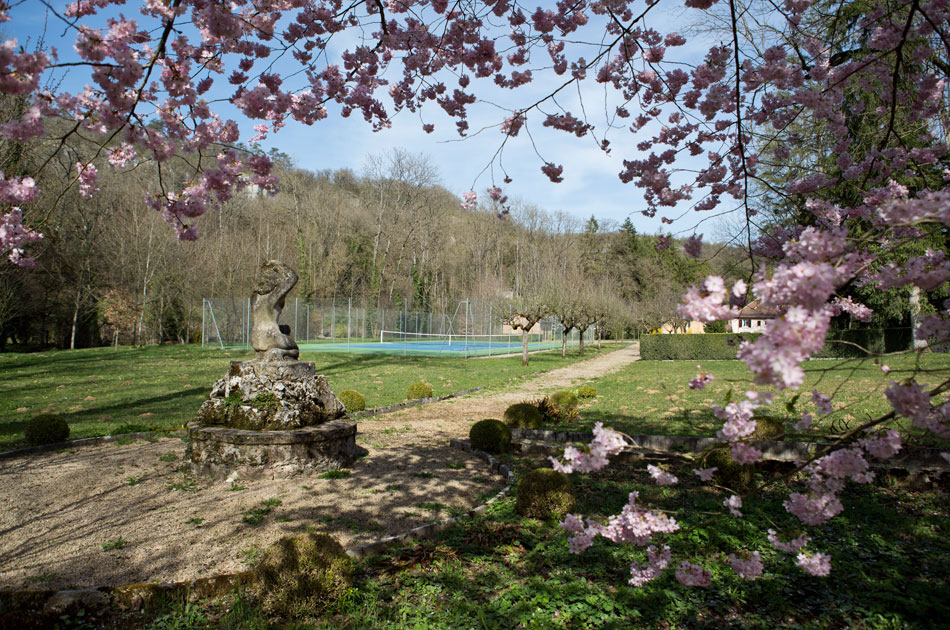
18;1;734;236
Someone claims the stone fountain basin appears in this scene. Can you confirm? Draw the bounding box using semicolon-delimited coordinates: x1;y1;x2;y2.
186;419;358;479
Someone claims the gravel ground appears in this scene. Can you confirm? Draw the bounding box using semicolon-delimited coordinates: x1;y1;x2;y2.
0;343;638;590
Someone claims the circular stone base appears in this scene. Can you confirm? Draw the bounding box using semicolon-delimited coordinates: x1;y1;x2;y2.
186;420;358;479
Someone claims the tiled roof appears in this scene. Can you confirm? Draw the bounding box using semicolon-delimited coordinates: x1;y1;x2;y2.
736;300;779;318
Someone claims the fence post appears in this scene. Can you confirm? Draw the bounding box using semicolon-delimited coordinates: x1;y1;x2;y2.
201;299;206;347
488;303;492;356
347;298;351;349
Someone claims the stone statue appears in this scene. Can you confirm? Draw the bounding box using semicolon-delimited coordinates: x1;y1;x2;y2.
251;260;300;362
188;260;356;479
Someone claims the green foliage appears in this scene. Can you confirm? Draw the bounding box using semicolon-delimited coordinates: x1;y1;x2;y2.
700;447;755;491
252;533;354;619
549;390;579;421
243;498;282;525
468;419;512;454
102;537;126;551
503;403;543;429
515;468;575;519
816;328;913;358
531;396;558;424
23;413;70;446
406;381;434;400
703;320;727;333
250;391;279;412
575;385;597;400
640;333;757;360
337;389;366;412
753;415;785;440
318;469;351;480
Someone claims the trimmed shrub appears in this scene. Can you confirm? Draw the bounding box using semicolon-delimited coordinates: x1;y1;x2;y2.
575;385;597;400
23;414;70;446
549;390;579;421
532;396;557;423
406;382;434;400
640;333;758;360
753;415;785;440
253;533;354;619
469;419;512;454
700;447;755;491
337;389;366;413
516;468;576;519
504;403;543;429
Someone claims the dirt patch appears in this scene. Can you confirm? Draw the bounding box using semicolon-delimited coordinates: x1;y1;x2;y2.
0;343;638;590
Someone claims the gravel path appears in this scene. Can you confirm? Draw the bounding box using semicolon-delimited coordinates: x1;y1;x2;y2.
0;343;639;590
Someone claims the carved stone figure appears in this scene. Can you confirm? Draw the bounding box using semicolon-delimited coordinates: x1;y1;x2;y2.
187;260;358;479
250;260;300;362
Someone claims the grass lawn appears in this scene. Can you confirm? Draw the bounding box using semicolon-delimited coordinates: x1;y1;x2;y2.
85;451;949;630
558;353;950;442
0;344;612;449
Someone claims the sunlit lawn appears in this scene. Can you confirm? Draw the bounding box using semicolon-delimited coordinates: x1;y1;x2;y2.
0;343;612;448
558;353;950;442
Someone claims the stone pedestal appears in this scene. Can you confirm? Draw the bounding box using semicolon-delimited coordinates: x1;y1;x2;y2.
186;420;358;479
187;360;356;478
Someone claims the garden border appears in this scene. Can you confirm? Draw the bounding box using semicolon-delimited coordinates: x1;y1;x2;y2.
511;428;950;471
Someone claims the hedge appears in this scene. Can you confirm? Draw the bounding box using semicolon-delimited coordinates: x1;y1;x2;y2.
640;333;758;360
641;329;912;360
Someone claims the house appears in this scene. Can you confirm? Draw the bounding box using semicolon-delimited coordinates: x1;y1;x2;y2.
729;301;778;333
654;321;706;334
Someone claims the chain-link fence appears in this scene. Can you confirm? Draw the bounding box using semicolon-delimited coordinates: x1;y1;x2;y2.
201;298;591;357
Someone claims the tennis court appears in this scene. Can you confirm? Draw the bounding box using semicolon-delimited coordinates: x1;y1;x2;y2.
296;331;564;357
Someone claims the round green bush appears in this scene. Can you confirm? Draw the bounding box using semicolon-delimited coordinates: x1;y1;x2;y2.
469;419;512;454
549;390;579;420
253;533;354;619
701;447;755;491
406;382;434;400
503;403;543;429
337;389;366;413
753;415;785;440
516;468;576;519
575;385;597;400
23;414;70;446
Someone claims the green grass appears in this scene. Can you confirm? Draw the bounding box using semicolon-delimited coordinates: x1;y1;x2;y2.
0;343;612;448
554;353;950;442
115;451;949;629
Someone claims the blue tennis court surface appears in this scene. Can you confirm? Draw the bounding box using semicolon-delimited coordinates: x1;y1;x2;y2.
295;339;563;356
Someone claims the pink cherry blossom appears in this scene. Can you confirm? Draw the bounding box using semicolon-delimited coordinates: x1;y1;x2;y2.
796;551;831;577
767;529;809;553
675;561;712;587
693;467;717;482
723;495;743;517
729;551;763;579
647;464;679;486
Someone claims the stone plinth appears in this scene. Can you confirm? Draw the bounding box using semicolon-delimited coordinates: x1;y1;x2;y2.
188;359;355;478
196;360;345;431
186;420;358;479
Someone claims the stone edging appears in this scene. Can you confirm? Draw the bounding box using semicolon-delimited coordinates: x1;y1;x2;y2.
511;428;950;471
0;429;188;461
0;438;513;615
345;387;484;420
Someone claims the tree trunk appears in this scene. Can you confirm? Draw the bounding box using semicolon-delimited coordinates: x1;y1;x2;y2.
69;283;82;351
522;329;529;366
578;327;586;354
562;329;567;358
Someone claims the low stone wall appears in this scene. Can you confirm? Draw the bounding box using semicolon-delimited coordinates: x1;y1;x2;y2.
512;428;950;471
186;419;358;479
